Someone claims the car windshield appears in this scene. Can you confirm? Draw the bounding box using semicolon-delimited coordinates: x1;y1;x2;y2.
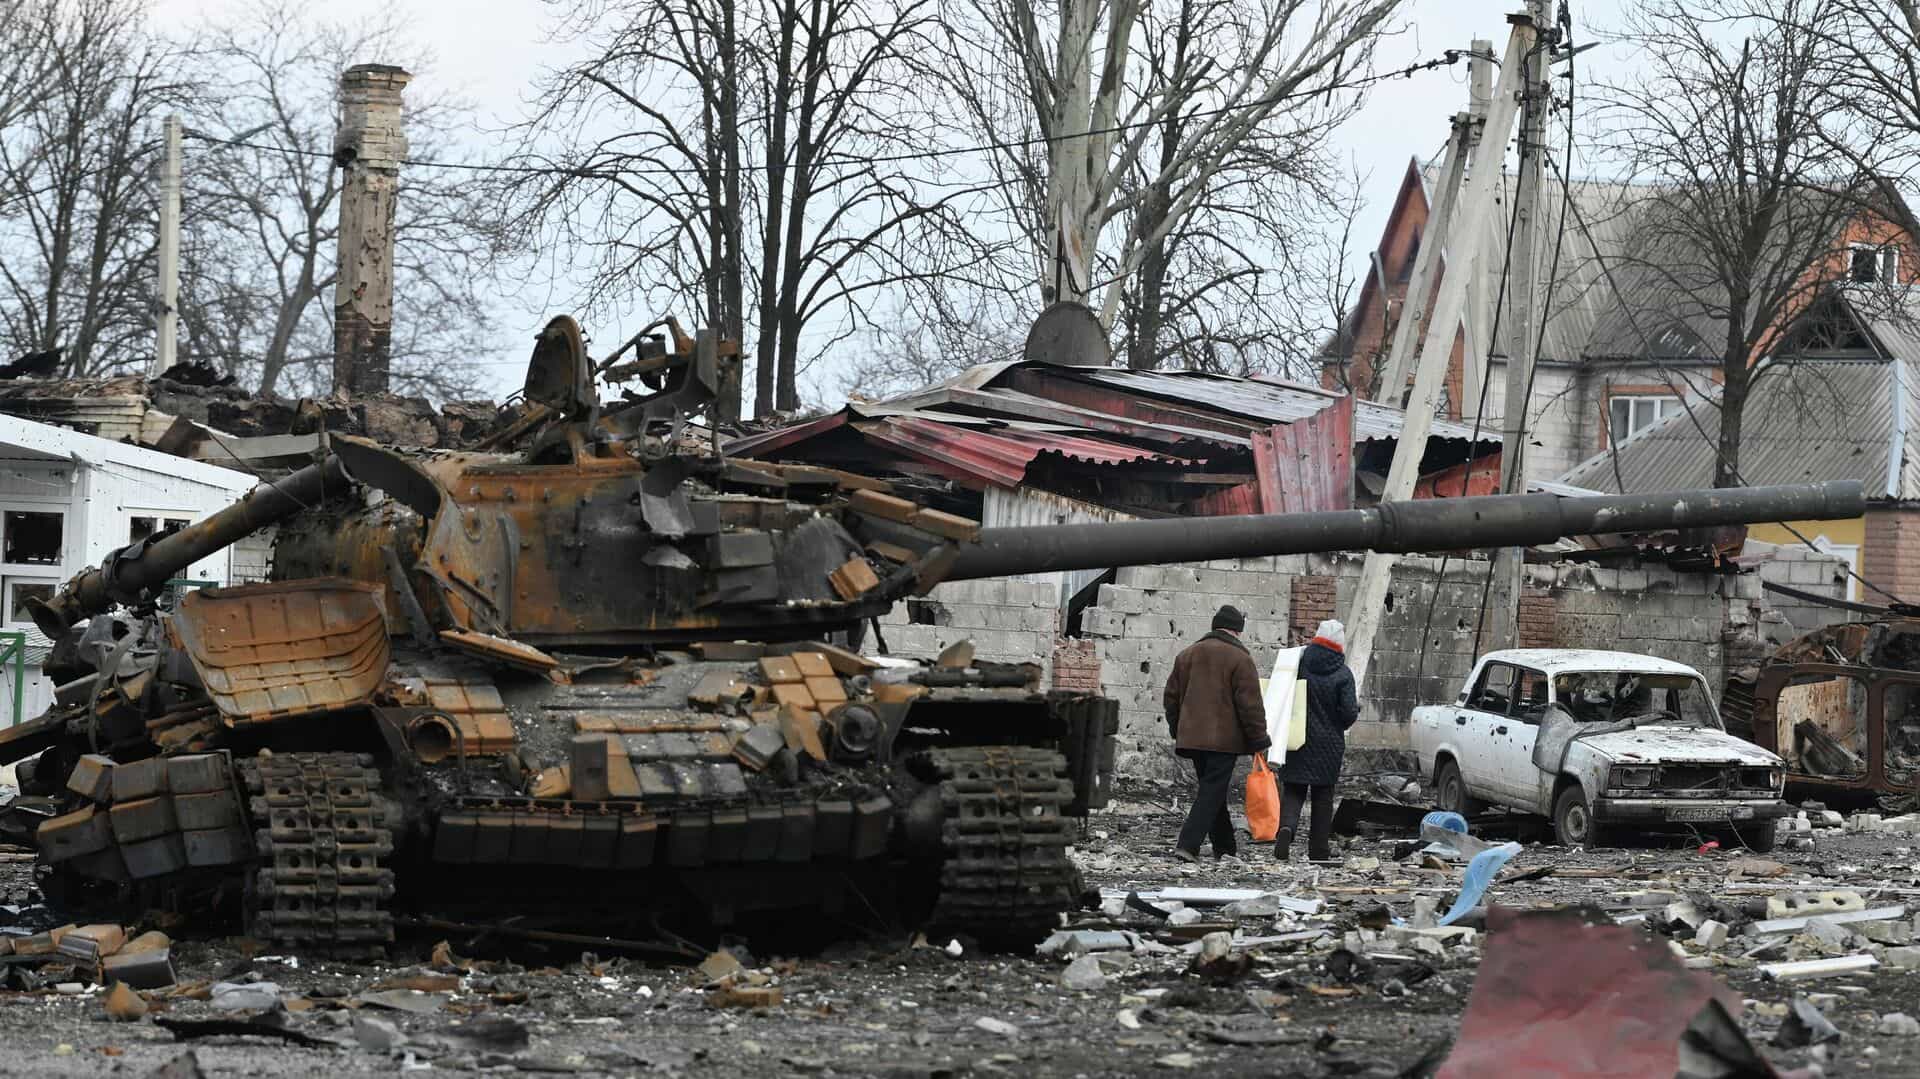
1553;671;1719;729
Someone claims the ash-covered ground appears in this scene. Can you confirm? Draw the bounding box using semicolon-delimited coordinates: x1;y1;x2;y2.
6;785;1920;1078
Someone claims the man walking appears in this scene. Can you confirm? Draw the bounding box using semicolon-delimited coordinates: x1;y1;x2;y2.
1275;619;1359;862
1164;605;1269;863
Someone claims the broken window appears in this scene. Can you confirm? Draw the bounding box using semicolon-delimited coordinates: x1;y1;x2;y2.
1514;669;1550;721
1468;663;1519;714
2;510;62;565
129;515;192;544
1608;395;1680;445
1850;242;1899;284
3;578;52;625
1553;672;1718;728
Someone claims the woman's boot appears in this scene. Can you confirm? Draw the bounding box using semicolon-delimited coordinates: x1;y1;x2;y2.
1273;826;1294;861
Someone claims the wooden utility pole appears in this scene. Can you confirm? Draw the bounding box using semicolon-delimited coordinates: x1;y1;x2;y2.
332;64;410;397
153;114;181;378
1343;21;1533;693
1487;0;1557;650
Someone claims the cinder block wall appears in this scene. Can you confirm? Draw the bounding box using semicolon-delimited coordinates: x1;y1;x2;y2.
874;578;1059;679
865;551;1841;782
1078;558;1297;778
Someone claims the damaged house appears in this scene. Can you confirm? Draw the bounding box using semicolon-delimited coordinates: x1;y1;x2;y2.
732;355;1850;770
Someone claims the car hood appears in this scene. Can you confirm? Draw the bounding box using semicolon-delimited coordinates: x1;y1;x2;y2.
1578;726;1782;767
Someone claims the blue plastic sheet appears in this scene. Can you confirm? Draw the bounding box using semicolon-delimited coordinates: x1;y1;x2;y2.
1437;841;1524;927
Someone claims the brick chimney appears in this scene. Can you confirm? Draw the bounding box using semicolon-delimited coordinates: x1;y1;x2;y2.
332;64;411;396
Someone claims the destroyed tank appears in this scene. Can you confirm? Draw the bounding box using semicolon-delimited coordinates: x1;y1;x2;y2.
0;315;1867;954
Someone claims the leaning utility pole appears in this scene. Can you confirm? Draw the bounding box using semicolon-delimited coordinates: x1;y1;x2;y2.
332;64;410;397
1371;41;1491;407
153;114;182;379
1487;0;1558;650
1343;19;1533;693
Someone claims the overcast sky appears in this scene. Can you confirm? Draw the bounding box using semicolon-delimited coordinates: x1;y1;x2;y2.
149;0;1634;401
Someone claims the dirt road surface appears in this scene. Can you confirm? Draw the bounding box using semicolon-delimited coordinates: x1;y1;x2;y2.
1;788;1918;1077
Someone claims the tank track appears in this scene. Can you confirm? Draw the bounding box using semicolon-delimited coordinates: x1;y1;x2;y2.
924;746;1080;938
238;752;396;955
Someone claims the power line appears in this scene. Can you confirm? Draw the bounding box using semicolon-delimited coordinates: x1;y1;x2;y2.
181;50;1473;180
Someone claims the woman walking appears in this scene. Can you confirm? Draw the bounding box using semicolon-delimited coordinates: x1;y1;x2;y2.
1275;619;1358;862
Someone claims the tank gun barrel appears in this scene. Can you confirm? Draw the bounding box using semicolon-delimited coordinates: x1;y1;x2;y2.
30;456;354;637
943;481;1865;581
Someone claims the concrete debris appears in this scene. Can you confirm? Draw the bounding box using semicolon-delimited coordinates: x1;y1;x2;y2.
1036;930;1137;958
1749;903;1904;935
353;1014;406;1053
1693;920;1729;950
973;1017;1020;1038
209;981;282;1011
1879;1012;1920;1037
1764;890;1865;919
1059;955;1107;991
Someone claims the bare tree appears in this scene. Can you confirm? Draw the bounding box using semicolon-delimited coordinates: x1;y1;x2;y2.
496;0;998;418
993;0;1397;326
919;0;1395;377
178;2;494;400
1595;0;1889;486
0;0;180;376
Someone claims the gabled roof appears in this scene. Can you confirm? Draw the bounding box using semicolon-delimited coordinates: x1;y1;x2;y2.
1559;286;1920;500
1349;167;1888;368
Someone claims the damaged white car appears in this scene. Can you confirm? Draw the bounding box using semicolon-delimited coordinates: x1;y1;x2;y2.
1412;649;1790;849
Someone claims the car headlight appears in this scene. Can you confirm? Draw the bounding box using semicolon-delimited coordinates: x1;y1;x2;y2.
1612;765;1657;788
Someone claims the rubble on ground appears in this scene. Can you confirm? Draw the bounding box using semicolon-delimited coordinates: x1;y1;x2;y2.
0;787;1918;1076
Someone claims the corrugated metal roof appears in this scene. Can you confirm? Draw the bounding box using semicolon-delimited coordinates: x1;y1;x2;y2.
1062;367;1493;443
853;415;1188;490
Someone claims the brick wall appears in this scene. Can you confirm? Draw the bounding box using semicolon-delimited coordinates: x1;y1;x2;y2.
1051;638;1100;694
1289;576;1336;639
1864;506;1920;606
1518;587;1555;648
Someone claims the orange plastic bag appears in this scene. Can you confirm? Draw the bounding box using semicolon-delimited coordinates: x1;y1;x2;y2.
1245;752;1280;842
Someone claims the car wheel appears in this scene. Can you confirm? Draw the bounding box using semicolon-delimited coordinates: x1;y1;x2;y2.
1434;759;1483;818
1732;819;1779;854
1552;785;1606;848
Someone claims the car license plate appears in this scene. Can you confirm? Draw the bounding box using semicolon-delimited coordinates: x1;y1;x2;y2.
1668;806;1731;822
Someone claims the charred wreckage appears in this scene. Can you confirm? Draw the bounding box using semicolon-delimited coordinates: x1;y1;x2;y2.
0;315;1867;954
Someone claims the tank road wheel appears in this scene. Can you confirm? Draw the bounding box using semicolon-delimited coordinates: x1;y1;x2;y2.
238;752;396;957
920;746;1082;945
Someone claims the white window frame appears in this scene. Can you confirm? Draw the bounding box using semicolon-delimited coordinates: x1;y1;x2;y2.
0;501;68;629
1849;242;1899;284
1608;394;1682;445
125;509;196;547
